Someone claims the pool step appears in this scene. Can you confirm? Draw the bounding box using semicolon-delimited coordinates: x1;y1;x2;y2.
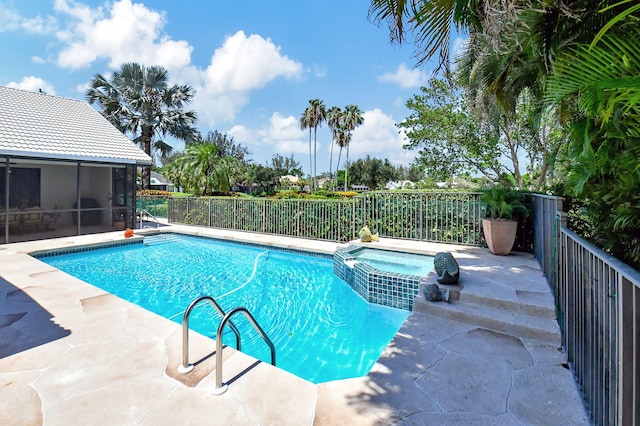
143;233;181;246
413;287;561;346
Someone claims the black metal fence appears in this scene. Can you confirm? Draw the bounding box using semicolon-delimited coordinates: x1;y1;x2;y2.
533;195;639;425
166;192;489;245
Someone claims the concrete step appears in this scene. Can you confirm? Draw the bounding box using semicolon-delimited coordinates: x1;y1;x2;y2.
413;293;562;346
457;289;557;319
143;233;180;245
419;271;557;319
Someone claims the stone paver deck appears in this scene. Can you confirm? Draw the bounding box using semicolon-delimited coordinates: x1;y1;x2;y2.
0;226;588;425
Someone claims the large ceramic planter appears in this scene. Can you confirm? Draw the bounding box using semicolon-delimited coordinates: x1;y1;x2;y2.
482;218;518;255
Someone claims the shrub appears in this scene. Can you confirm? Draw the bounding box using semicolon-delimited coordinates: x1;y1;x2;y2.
137;189;171;197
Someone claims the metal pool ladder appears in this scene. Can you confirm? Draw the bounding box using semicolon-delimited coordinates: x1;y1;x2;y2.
137;209;160;229
178;295;276;395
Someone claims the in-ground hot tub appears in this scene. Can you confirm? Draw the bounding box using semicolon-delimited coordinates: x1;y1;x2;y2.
334;245;434;311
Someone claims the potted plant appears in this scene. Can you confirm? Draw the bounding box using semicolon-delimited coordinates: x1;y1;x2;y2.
481;186;529;255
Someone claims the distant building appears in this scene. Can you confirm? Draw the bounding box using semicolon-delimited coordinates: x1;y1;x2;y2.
317;177;330;189
386;180;414;190
150;172;175;192
279;175;300;190
351;184;370;192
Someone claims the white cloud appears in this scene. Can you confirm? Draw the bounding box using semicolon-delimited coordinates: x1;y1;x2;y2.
16;1;304;129
32;56;46;64
378;63;427;89
227;125;253;144
194;31;303;126
312;63;326;78
7;76;56;95
54;0;192;70
203;31;302;92
0;4;57;33
348;108;412;165
262;112;305;142
274;139;309;154
229;113;307;155
21;15;58;34
452;36;469;61
75;81;91;93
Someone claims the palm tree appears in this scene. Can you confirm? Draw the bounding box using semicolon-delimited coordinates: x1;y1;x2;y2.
86;62;198;189
326;106;342;180
341;105;364;191
334;127;350;189
299;99;326;191
169;142;237;195
299;109;313;189
368;0;483;73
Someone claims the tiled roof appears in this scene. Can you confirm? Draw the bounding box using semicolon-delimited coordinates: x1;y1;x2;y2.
0;86;151;165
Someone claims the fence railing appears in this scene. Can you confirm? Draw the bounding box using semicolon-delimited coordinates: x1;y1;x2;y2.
168;192;487;244
558;228;639;426
169;197;359;241
360;191;485;245
532;195;564;295
531;195;639;426
137;195;169;219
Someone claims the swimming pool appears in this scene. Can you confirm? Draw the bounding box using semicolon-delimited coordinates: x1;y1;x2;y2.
38;234;409;384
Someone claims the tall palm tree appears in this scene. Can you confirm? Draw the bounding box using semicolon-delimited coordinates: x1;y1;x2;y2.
334;127;350;188
341;105;364;191
299;99;326;191
86;62;198;189
326;106;342;180
299;108;313;188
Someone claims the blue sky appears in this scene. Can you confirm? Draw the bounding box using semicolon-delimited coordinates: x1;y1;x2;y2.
0;0;459;175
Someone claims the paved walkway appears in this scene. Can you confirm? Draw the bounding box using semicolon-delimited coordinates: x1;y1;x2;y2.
0;226;589;425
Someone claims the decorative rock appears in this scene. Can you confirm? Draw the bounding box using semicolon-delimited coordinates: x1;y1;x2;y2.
358;226;379;242
434;252;460;284
423;283;444;302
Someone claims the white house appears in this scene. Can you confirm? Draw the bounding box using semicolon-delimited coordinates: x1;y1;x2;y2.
0;86;151;244
386;180;414;190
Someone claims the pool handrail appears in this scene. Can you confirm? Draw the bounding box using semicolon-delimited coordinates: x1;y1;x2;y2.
178;295;241;373
212;306;276;395
138;208;160;229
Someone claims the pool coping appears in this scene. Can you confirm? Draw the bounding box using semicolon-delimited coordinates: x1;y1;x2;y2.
0;224;589;425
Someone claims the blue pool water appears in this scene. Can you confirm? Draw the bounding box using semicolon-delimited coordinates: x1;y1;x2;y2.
40;234;409;383
353;248;434;276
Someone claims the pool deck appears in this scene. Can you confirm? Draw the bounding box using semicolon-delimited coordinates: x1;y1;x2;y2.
0;225;589;425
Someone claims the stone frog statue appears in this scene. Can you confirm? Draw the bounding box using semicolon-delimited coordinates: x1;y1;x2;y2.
434;252;460;284
358;226;379;242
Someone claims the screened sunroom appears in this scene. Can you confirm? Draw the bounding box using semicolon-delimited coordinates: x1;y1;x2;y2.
0;86;151;244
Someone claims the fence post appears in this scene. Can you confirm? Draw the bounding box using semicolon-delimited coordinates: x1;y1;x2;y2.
419;193;424;240
262;199;267;233
362;193;366;226
337;201;341;242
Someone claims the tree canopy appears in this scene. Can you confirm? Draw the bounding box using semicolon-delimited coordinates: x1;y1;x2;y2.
86;62;198;189
372;0;640;266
